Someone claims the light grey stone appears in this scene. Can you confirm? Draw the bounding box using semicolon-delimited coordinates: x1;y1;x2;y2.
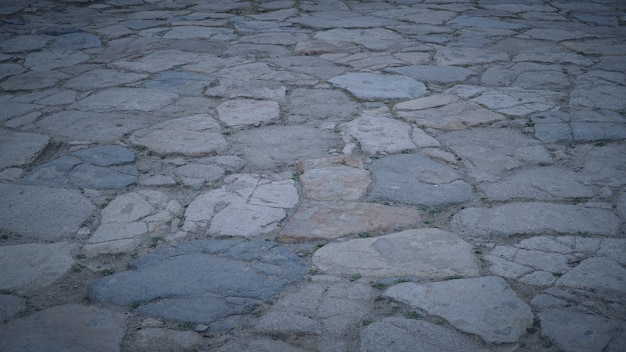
0;242;76;291
516;236;572;253
580;144;626;187
216;99;280;127
130;114;228;156
69;164;138;189
0;71;69;91
20;156;81;187
164;26;234;39
539;309;619;352
208;202;286;237
469;87;560;116
298;156;370;201
532;110;626;143
205;78;287;102
315;27;403;50
72;145;136;167
386;65;475;83
50;32;102;50
312;228;480;278
519;271;557;286
556;258;626;294
598;238;626;265
65;69;148;90
384;277;533;343
451;202;620;237
71;88;178;112
24;50;90;71
285;88;358;123
329;73;427;101
530;294;567;309
0;63;25;80
434;47;509;65
175;164;225;189
113;49;213;73
0;184;95;240
0;129;49;168
84;222;148;256
127;328;203;352
484;255;532;279
342;115;415;154
145;70;216;96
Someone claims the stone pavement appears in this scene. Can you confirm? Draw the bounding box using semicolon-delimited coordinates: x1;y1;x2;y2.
0;0;624;351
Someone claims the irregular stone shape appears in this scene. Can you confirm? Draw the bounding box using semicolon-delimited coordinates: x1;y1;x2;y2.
485;255;532;279
571;83;626;111
478;167;594;201
88;240;306;325
329;73;427;101
71;88;178;112
342;115;416;154
293;12;395;29
313;228;480;278
0;242;75;291
361;318;495;352
278;201;421;242
50;32;102;50
0;71;69;91
440;128;552;182
72;145;136;167
85;222;148;256
386;65;475;83
233;125;341;170
434;47;509;65
128;328;203;352
37;110;155;143
532;109;626;143
367;154;473;207
130;114;228;156
0;294;26;321
0;305;126;352
539;309;619;352
209;202;287;237
114;49;213;73
269;56;347;80
0;63;25;80
556;258;626;294
315;27;403;50
395;95;506;130
24;50;90;71
580;144;626;187
163;26;234;40
216;99;280;127
65;69;148;90
69;164;138;189
617;193;626;221
175;164;225;189
0;129;49;168
451;202;620;237
0;34;52;53
384;277;533;343
205;78;287;102
298;156;370;201
286;88;358;122
256;280;376;337
215;339;307;352
145;70;216;96
0;184;95;240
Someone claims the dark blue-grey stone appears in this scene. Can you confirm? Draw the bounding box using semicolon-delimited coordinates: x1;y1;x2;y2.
144;71;216;96
88;240;306;324
448;15;527;30
69;164;138;189
72;145;135;167
367;154;473;207
20;156;81;187
386;65;475;83
50;32;101;50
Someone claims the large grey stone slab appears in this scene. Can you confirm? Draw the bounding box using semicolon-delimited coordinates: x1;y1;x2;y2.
88;240;306;325
297;156;370;201
0;184;95;240
342;115;416;154
329;73;427;101
278;201;421;242
127;328;203;352
0;305;126;352
579;144;626;187
216;99;280;127
0;34;52;53
556;258;626;294
313;228;479;278
451;202;620;237
50;32;102;50
539;309;620;352
145;70;216;96
72;145;136;167
0;129;49;168
233;125;341;170
384;277;533;343
361;318;499;352
285;88;358;122
533;110;626;143
468;87;560;116
0;71;69;91
69;163;138;189
24;50;90;71
0;242;75;291
71;88;178;112
0;294;25;321
130;114;228;156
315;27;403;50
386;65;475;83
65;69;148;90
367;154;473;207
37;110;155;143
434;47;509;66
205;78;287;102
20;156;81;188
215;339;307;352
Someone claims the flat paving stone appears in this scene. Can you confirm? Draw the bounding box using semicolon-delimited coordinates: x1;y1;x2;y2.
329;73;427;101
65;69;148;90
532;110;626;143
0;71;69;91
315;27;403;50
216;99;280;127
312;228;480;278
24;50;90;71
0;304;126;352
215;339;307;352
361;318;501;352
285;88;358;122
0;294;26;321
394;94;506;130
88;240;306;325
129;114;228;156
367;154;474;207
434;47;509;65
0;184;95;240
72;145;136;167
384;277;533;343
71;88;178;112
50;32;102;50
556;258;626;294
451;202;621;237
0;34;52;53
342;115;416;154
278;201;422;242
69;163;138;189
0;242;75;291
297;155;370;201
539;308;620;352
145;70;216;96
0;129;49;169
467;87;561;116
578;144;626;187
175;163;225;189
386;65;475;83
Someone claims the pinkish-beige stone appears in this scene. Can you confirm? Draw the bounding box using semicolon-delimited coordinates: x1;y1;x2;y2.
297;156;370;201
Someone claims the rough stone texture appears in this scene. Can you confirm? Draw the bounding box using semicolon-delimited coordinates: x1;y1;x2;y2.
0;305;127;352
579;144;626;187
69;163;138;189
129;114;228;156
0;242;75;291
434;47;509;65
72;145;136;167
285;88;357;122
0;129;49;168
88;240;306;325
556;258;626;294
0;184;95;240
539;309;620;352
312;228;480;278
342;115;416;154
451;202;620;237
127;328;203;352
367;154;474;207
384;277;533;343
65;69;148;90
386;65;475;83
215;339;307;352
297;155;370;201
360;318;496;352
71;88;178;112
0;294;26;321
216;99;280;127
278;202;422;242
329;73;427;101
532;110;626;143
315;28;403;50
